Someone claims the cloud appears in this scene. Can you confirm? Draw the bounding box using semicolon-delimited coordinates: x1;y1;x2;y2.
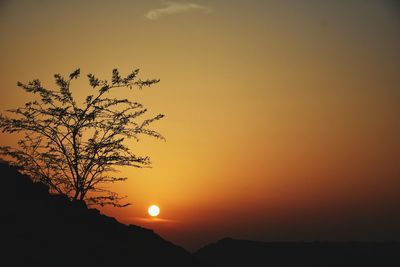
127;216;180;224
145;1;212;20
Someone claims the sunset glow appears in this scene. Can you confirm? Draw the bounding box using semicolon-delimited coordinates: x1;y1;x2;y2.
0;0;399;251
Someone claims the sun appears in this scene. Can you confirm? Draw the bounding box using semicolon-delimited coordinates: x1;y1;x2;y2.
148;205;160;217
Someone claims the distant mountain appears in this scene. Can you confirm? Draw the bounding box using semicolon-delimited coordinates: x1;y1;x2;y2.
0;163;205;267
195;237;400;267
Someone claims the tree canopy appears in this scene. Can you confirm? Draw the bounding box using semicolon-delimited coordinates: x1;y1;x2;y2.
0;68;164;206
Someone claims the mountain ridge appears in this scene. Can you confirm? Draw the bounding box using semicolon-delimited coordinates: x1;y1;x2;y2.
3;161;399;267
0;162;205;267
195;237;400;267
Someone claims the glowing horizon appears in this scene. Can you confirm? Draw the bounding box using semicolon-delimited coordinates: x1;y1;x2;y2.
1;0;399;251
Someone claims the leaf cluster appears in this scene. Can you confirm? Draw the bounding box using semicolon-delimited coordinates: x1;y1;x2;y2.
0;68;164;207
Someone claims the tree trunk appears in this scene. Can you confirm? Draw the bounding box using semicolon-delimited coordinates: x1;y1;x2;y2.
73;190;79;200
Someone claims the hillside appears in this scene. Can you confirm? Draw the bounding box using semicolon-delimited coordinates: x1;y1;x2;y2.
0;163;204;267
2;161;399;267
195;237;400;267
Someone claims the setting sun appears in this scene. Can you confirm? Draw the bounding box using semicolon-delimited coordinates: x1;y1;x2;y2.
148;205;160;217
0;1;399;264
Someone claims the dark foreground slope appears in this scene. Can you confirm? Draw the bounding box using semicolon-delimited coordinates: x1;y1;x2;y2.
195;238;400;267
0;163;204;267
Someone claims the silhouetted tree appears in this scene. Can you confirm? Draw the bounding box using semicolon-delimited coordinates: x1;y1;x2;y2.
0;68;164;206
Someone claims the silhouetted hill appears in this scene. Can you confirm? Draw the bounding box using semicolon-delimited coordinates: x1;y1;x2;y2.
195;237;400;267
0;163;205;267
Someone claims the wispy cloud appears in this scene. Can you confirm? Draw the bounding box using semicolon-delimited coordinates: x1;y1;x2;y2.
127;216;180;224
145;1;212;20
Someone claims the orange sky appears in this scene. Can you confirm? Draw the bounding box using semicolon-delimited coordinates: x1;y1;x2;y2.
1;1;399;250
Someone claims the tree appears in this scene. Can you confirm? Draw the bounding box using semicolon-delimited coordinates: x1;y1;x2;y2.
0;68;164;207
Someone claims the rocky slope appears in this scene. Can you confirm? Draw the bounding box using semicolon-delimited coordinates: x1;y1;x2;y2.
0;163;204;267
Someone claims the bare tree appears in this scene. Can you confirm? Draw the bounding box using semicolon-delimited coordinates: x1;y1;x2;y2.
0;68;164;206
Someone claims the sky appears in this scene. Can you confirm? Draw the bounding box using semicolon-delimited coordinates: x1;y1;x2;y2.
1;0;399;251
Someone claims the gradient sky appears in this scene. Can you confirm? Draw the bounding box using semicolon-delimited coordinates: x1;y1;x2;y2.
1;0;399;251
